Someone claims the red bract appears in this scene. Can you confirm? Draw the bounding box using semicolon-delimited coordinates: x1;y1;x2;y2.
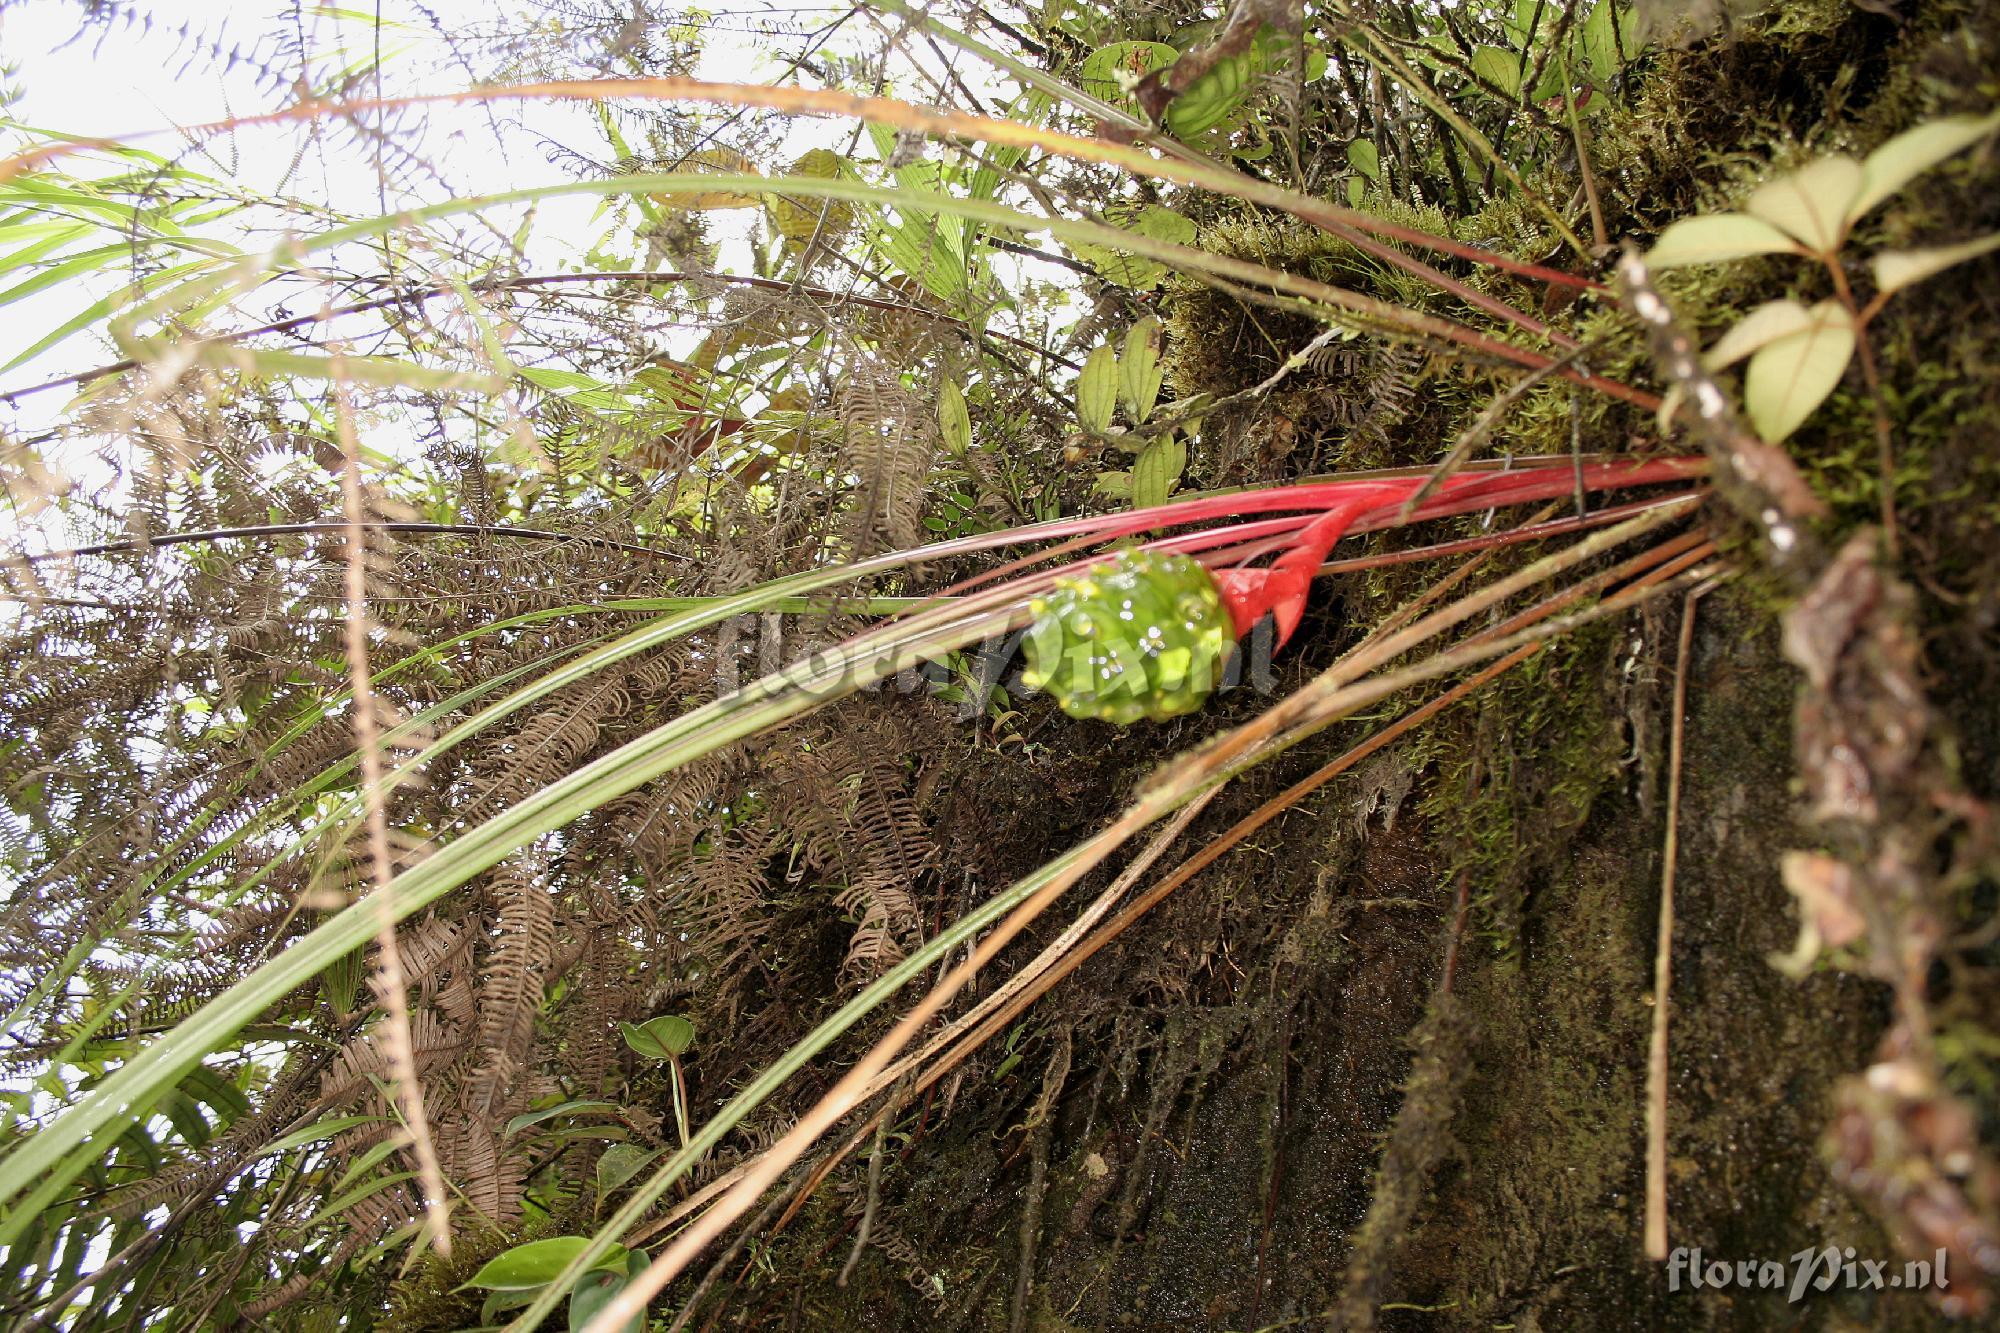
903;456;1706;679
1049;457;1706;646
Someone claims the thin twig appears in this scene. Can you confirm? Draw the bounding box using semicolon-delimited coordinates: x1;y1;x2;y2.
837;1102;892;1287
1645;576;1720;1261
1616;246;1827;573
0;268;1072;405
11;519;678;565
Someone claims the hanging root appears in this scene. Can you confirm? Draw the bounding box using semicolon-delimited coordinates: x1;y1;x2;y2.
1328;995;1474;1331
1009;1032;1072;1333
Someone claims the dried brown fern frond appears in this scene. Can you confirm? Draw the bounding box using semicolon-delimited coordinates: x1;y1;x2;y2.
836;354;937;558
466;860;557;1120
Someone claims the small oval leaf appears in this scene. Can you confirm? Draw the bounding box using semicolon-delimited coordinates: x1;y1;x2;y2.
1347;139;1379;183
595;1143;663;1199
1745;155;1863;253
1849;108;2000;224
1743;302;1855;444
1077;343;1118;434
1646;213;1800;267
1701;299;1815;371
1092;469;1132;500
1871;232;2000;297
1131;435;1187;511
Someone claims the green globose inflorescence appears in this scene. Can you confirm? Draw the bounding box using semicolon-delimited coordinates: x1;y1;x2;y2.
1021;548;1235;725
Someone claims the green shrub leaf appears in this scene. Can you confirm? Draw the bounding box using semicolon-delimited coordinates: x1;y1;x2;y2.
1164;50;1255;136
1470;46;1522;99
465;1237;630;1292
1347;139;1379;183
1077;343;1118;434
569;1269;643;1333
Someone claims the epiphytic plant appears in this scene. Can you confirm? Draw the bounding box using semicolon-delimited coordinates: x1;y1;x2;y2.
1647;108;2000;446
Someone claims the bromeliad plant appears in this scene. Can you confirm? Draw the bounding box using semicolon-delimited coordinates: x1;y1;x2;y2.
0;446;1706;1325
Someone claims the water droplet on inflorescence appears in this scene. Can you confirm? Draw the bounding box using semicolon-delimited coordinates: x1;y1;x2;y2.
1022;548;1235;725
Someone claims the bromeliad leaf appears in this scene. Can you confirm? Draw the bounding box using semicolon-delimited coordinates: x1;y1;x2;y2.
1120;317;1163;424
1701;299;1816;370
1847;107;2000;224
1744;155;1863;254
1743;301;1854;444
1077;343;1117;434
1647;213;1800;267
1871;232;2000;296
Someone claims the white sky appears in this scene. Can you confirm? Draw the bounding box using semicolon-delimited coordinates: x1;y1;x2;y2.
0;1;894;418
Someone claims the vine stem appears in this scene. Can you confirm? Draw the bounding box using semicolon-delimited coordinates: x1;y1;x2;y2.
1825;257;1900;559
